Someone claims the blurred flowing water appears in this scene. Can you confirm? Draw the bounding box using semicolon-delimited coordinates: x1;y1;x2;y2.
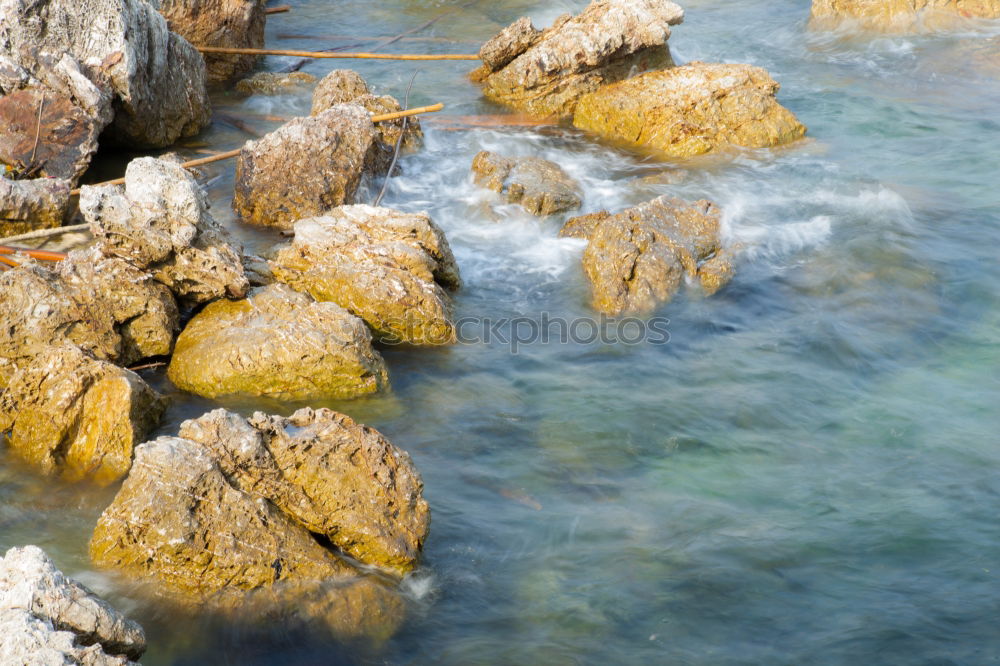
3;0;1000;663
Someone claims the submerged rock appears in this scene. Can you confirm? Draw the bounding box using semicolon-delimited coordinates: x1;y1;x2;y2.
236;71;316;95
471;151;582;216
0;175;70;236
573;62;807;158
474;0;684;118
0;345;165;485
564;196;733;315
809;0;1000;32
270;205;461;345
167;284;389;401
82;157;249;306
234;105;389;229
154;0;267;82
311;69;423;151
0;545;145;665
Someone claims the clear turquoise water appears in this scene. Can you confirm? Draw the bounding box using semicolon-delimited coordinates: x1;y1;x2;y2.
3;1;1000;663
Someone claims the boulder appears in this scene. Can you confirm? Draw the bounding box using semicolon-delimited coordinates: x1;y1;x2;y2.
153;0;267;82
235;71;316;95
311;69;423;151
474;0;684;118
0;247;178;387
233;105;389;229
0;175;70;236
810;0;1000;32
573;62;807;158
270;205;461;345
0;345;165;485
167;284;389;401
0;545;145;665
471;151;582;216
82;157;249;306
563;196;733;315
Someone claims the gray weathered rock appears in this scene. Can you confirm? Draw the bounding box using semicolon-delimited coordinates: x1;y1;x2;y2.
311;70;422;151
471;151;582;216
0;175;70;236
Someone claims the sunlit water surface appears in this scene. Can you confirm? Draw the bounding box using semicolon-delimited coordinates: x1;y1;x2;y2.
3;0;1000;663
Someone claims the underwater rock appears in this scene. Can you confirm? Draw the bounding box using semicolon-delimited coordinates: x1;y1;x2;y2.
233;105;389;229
167;284;389;401
270;205;460;345
0;175;70;236
154;0;267;82
235;71;316;95
0;345;165;485
311;69;423;151
573;62;806;158
809;0;1000;32
565;195;732;315
0;545;145;665
474;0;684;118
82;157;249;306
471;151;582;216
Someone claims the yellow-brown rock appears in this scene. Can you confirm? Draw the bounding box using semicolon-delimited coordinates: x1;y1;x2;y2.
573;62;806;158
810;0;1000;32
155;0;267;82
311;70;423;150
0;176;70;237
471;151;582;216
235;71;316;95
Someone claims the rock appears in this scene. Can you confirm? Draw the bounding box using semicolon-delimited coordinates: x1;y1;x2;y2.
153;0;267;82
566;195;733;315
471;151;582;216
0;545;145;665
270;205;460;345
0;345;165;485
167;284;389;401
475;0;684;118
809;0;1000;32
0;175;70;236
697;249;735;295
0;0;211;148
573;62;807;158
558;211;611;239
179;407;430;575
0;247;178;387
235;71;316;95
82;157;249;306
233;105;389;229
311;69;423;151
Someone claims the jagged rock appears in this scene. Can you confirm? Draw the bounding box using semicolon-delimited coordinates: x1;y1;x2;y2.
311;69;423;151
0;175;70;236
167;284;389;401
564;196;733;315
0;0;211;148
179;407;429;574
233;105;389;229
270;205;460;345
474;0;684;118
471;151;581;216
90;432;406;640
0;345;165;484
697;249;735;295
82;157;249;306
573;62;807;158
810;0;1000;31
0;247;178;387
235;71;316;95
153;0;267;82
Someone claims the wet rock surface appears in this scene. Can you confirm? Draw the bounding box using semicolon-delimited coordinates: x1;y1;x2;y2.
475;0;684;117
167;284;389;401
0;545;145;665
270;205;460;345
564;195;733;315
471;151;582;216
573;62;807;158
311;69;423;151
236;71;316;95
0;175;70;236
234;105;389;229
810;0;1000;32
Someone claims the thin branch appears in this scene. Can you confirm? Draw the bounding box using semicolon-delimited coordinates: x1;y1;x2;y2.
374;70;419;207
29;92;44;167
198;46;479;60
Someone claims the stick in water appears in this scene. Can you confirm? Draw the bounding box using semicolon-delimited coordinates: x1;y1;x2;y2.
197;46;479;61
375;70;420;207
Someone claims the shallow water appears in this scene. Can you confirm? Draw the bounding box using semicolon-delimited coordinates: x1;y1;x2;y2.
4;0;1000;663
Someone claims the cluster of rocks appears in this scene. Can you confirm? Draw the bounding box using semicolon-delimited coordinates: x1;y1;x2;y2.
809;0;1000;32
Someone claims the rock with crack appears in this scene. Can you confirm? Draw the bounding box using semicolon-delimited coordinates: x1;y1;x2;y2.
0;345;166;485
472;0;684;118
562;195;734;315
0;174;70;236
311;69;423;151
82;156;249;307
572;62;807;158
152;0;267;82
167;284;389;401
270;205;461;345
236;71;316;95
0;545;145;665
809;0;1000;32
471;151;582;216
233;105;390;229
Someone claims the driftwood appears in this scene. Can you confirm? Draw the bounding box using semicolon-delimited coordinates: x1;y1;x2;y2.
265;4;290;14
197;46;479;60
